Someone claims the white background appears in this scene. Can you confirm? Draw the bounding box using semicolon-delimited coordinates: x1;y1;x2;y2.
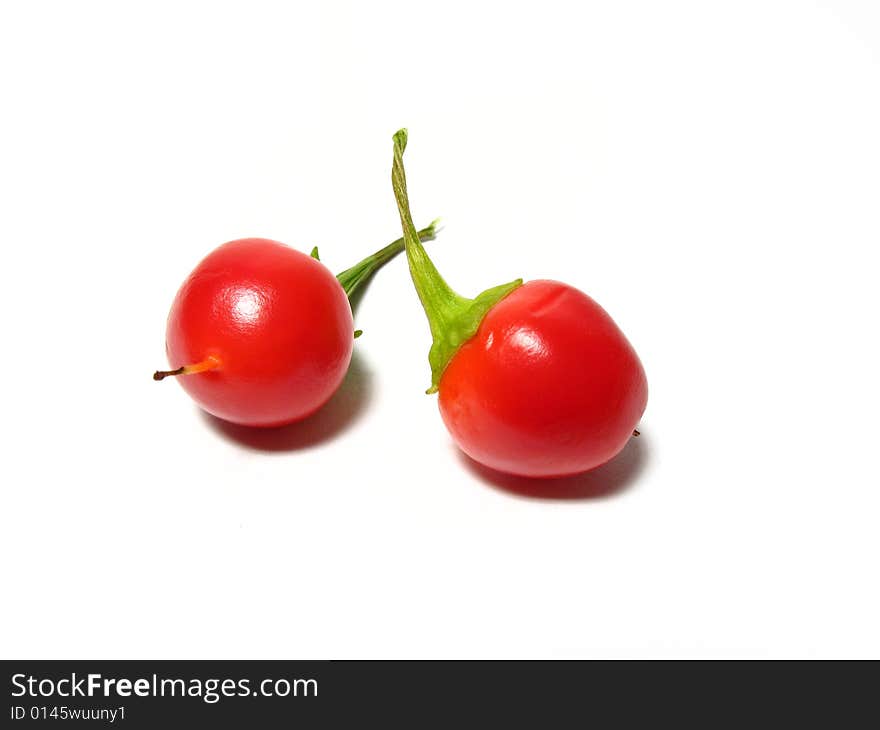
1;0;878;659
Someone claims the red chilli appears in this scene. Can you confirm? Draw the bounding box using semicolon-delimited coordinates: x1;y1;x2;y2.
390;129;647;478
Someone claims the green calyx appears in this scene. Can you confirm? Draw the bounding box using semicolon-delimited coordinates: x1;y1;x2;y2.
391;129;522;393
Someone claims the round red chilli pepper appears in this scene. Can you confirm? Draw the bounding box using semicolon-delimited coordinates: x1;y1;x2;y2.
153;223;438;427
390;130;647;478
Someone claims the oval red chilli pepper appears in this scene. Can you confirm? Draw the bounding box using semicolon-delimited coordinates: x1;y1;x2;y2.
153;224;438;427
390;130;647;478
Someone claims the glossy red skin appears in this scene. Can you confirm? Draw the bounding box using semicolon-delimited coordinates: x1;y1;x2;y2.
165;238;354;427
438;280;647;478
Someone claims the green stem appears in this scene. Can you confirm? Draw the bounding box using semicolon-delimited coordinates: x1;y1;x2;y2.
391;129;522;393
335;220;440;302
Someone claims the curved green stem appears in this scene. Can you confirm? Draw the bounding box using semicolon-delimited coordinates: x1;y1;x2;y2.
336;220;440;302
391;129;522;393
